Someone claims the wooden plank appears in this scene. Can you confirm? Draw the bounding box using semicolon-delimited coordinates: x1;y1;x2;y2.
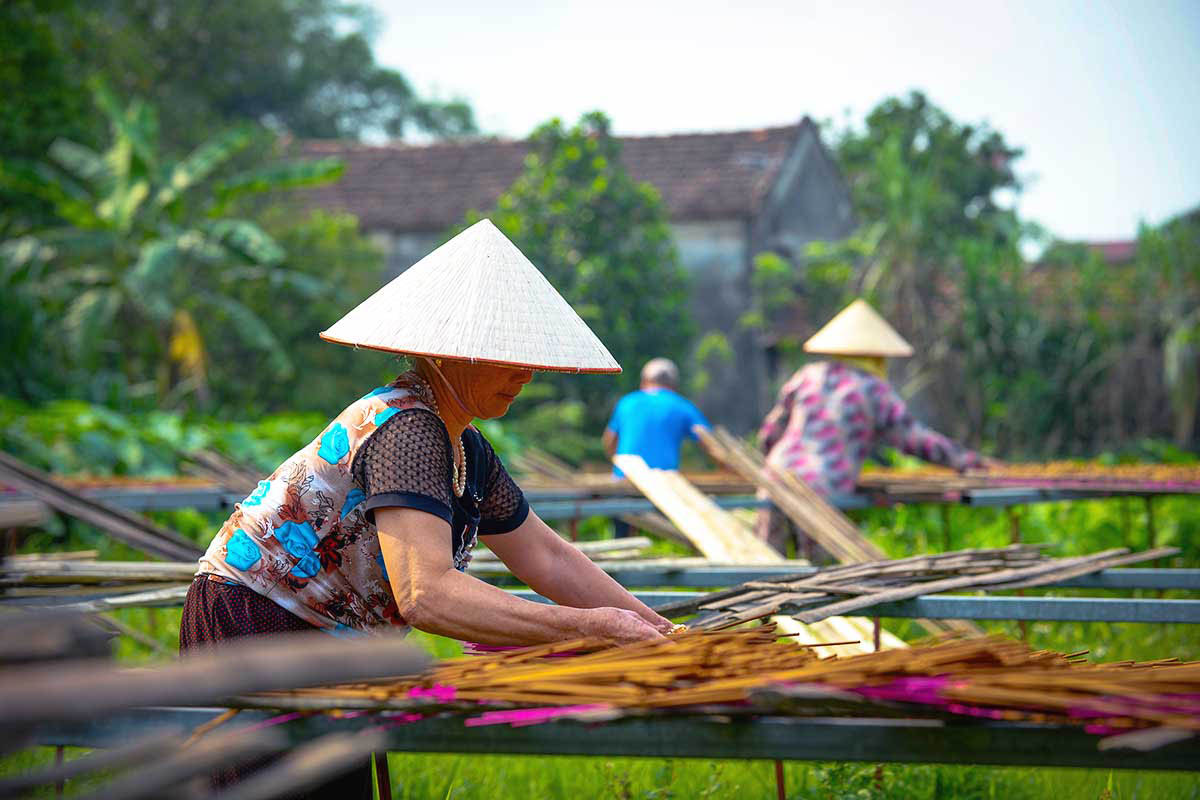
700;427;974;638
0;451;201;561
473;537;653;562
0;498;51;528
513;448;692;544
0;560;197;584
616;454;904;649
0;628;430;726
700;427;882;563
613;455;778;564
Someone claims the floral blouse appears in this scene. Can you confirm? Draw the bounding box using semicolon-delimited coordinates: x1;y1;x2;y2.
759;361;981;497
197;372;529;634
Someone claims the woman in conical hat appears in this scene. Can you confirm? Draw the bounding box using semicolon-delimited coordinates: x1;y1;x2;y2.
756;299;990;559
181;221;673;792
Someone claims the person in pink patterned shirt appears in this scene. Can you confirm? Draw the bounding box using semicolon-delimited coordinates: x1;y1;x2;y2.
757;300;988;557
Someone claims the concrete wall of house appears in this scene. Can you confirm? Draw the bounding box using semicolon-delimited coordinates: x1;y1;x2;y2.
371;231;445;280
761;144;856;255
670;220;759;432
752;137;858;397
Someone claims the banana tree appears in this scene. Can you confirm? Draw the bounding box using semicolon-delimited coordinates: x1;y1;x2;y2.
0;85;343;407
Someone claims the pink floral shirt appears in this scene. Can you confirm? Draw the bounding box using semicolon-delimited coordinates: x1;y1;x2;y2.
759;361;981;497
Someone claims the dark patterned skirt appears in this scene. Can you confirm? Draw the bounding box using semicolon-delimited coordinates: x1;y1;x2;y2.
180;577;374;799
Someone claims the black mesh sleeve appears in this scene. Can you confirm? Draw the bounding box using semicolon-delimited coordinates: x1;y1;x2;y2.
476;434;529;535
352;409;454;525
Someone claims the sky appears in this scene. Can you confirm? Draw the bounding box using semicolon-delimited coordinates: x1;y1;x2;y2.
372;0;1200;243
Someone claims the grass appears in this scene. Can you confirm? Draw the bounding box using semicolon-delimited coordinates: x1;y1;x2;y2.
8;747;1198;799
373;756;1200;800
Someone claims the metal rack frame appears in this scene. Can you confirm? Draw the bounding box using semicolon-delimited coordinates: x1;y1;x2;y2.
34;707;1200;771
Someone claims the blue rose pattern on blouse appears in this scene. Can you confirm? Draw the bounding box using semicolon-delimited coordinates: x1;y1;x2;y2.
225;529;262;570
276;519;318;558
275;519;322;578
359;386;393;401
243;480;271;507
341;488;365;519
317;422;350;464
291;552;322;578
374;407;400;427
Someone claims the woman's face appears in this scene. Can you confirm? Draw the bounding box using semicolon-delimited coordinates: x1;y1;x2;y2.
439;360;534;420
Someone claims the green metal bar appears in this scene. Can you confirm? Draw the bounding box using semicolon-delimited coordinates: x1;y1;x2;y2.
33;708;1200;772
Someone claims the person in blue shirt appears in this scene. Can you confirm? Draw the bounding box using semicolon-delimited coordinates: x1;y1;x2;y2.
603;358;712;477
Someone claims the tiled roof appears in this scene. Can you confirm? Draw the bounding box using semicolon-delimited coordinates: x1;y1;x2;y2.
296;119;819;233
1086;240;1137;263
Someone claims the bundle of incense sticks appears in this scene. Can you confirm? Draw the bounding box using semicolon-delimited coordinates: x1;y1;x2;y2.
245;628;1200;742
858;461;1200;492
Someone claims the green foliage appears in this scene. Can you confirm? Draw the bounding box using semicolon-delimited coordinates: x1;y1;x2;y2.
836;91;1023;257
0;1;96;234
0;88;344;410
471;112;694;462
740;252;799;333
830;93;1026;350
21;0;474;149
776;91;1200;457
949;239;1112;455
202;208;398;416
689;332;735;397
1136;213;1200;444
0;395;326;477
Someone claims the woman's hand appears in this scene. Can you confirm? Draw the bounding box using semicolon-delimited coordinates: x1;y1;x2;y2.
647;612;678;635
586;607;667;645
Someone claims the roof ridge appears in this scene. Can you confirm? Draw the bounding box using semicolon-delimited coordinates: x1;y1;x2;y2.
298;118;812;153
296;115;837;231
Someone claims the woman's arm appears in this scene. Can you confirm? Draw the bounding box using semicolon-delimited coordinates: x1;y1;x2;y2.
480;510;675;633
759;380;798;455
376;507;664;646
873;381;983;471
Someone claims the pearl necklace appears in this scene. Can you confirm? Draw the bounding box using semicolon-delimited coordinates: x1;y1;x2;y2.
415;374;467;498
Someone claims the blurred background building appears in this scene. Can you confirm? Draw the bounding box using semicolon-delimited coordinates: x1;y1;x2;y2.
300;118;856;430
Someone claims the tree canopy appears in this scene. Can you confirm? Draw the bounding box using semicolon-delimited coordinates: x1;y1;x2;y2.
0;87;347;409
1;0;475;150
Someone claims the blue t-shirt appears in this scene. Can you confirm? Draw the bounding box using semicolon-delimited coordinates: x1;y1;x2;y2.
606;388;710;476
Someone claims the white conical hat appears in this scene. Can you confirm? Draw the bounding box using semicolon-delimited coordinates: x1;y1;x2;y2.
320;219;621;373
803;299;914;357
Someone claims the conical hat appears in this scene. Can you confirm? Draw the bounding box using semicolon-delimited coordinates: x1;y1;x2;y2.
320;219;621;373
803;299;914;357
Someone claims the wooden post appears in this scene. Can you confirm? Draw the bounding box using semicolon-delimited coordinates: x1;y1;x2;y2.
374;751;392;800
146;606;161;640
1007;508;1021;545
568;517;579;542
939;505;952;552
55;746;64;797
1008;509;1027;640
873;617;882;652
1120;498;1133;549
1144;496;1157;550
773;759;786;800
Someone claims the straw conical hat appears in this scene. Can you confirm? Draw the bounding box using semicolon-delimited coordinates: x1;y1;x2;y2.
803;299;914;357
320;219;621;373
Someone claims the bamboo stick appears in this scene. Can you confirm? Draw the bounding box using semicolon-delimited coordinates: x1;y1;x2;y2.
0;629;429;726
